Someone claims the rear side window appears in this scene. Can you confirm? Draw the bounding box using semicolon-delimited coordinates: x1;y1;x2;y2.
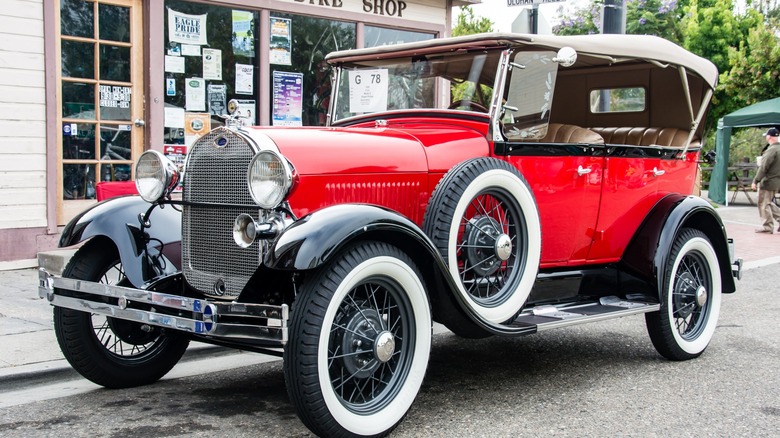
589;87;646;113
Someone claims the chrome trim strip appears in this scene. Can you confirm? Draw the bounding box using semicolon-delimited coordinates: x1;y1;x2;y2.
38;269;288;343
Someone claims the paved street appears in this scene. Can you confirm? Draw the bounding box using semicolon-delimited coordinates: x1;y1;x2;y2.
0;199;778;436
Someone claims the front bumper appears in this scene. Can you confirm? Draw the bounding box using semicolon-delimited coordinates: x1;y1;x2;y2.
38;269;288;344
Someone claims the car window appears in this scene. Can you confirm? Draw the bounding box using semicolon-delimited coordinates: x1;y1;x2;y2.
501;51;558;141
589;87;646;113
331;50;502;122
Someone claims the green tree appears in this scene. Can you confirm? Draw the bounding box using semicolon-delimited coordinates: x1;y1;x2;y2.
451;6;494;36
681;0;762;74
716;21;780;119
554;1;602;35
625;0;685;42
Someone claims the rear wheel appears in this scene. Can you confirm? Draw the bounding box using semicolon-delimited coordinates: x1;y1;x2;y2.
54;239;189;388
284;241;431;437
645;228;722;360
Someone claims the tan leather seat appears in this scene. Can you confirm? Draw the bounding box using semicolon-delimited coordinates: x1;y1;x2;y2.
535;123;604;144
591;127;700;147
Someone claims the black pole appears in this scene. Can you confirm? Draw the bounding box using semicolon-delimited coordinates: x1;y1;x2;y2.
602;0;625;34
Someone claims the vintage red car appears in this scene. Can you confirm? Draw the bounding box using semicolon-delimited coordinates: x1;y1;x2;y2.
40;33;741;437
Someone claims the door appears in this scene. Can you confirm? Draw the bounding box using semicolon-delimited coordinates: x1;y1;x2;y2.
57;0;144;223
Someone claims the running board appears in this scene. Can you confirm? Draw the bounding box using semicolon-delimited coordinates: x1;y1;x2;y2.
509;296;660;332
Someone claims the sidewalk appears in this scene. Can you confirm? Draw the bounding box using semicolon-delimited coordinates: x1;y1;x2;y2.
1;197;778;382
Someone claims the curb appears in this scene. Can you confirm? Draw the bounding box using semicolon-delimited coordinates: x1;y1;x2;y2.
0;343;234;391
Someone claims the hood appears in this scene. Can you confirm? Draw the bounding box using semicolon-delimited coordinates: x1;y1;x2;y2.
256;126;429;175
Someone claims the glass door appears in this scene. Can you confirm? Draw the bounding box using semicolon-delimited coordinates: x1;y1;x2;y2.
58;0;143;223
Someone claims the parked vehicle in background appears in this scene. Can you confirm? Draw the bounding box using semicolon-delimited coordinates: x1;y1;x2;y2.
39;33;741;437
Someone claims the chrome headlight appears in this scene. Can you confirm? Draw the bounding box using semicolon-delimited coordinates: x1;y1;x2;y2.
247;151;294;209
135;150;180;202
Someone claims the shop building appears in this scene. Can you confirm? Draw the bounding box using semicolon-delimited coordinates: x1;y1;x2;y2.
0;0;473;269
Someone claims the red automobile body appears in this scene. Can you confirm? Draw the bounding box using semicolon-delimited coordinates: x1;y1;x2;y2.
261;113;699;269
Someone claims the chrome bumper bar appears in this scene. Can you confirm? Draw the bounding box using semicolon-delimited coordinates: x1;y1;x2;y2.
38;269;288;344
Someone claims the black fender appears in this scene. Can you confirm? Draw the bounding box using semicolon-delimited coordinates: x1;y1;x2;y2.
621;194;737;299
264;203;537;336
59;195;182;288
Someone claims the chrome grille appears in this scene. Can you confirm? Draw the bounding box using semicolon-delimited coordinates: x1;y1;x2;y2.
182;128;260;298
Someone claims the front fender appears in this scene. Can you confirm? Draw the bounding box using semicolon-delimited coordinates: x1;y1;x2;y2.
264;204;540;337
59;196;182;287
265;204;435;270
621;195;736;299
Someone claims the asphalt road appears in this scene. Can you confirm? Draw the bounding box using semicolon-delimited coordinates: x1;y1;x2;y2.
1;264;778;437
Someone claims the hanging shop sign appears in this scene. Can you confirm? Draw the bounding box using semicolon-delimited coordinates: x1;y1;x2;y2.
272;71;304;126
168;9;208;45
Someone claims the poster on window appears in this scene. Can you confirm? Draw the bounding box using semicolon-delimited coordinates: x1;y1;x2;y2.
202;48;222;80
235;99;256;126
269;17;292;66
232;10;254;57
184;112;210;146
348;69;388;113
272;71;303;127
207;83;227;116
235;64;254;95
185;77;205;111
168;9;208;46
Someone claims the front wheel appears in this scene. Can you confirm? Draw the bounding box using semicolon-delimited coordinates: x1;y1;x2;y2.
54;239;190;388
645;228;722;360
284;241;432;437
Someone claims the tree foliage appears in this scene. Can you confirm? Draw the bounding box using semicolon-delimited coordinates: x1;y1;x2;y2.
452;6;494;37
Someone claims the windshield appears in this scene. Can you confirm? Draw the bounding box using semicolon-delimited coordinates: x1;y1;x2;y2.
330;50;504;123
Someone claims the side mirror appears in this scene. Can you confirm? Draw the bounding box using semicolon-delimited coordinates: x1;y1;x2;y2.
553;47;577;68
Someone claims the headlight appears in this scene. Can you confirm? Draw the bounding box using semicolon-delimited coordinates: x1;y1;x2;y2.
247;151;294;209
135;150;180;202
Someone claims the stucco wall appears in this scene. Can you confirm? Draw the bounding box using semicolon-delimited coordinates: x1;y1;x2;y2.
0;0;47;231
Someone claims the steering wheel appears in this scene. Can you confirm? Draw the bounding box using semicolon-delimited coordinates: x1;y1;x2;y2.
448;100;489;113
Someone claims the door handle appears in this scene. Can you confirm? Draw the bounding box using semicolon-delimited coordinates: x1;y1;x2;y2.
577;165;592;176
653;167;665;177
134;118;145;127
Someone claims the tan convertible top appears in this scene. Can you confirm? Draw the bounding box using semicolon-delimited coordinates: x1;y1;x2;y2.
326;32;718;90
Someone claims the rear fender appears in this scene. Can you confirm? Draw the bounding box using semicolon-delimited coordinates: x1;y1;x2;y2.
59;196;182;287
620;195;736;298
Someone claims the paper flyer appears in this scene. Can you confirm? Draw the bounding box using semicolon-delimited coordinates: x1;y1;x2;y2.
202;48;222;80
185;77;206;111
184;112;211;146
269;17;292;65
181;44;201;56
168;8;208;45
232;10;254;57
272;71;303;126
164;107;185;128
164;55;185;74
348;69;389;113
207;83;227;115
235;64;254;95
235;99;256;126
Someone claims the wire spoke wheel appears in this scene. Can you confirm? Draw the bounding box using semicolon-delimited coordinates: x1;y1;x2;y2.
54;238;189;388
646;228;722;361
284;241;431;437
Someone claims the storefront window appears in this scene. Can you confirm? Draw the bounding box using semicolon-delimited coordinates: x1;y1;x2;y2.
364;26;433;48
163;1;258;146
269;13;355;127
60;0;136;204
